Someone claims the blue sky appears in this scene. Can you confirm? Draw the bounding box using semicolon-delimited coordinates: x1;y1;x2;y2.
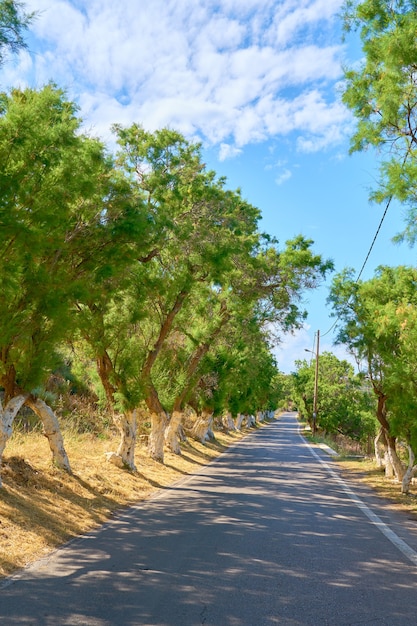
2;0;416;372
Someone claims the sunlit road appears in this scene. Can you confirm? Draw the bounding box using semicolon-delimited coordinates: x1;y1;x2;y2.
2;413;417;625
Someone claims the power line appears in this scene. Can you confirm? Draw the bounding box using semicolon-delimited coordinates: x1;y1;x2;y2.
355;195;393;282
321;193;393;339
321;147;411;340
320;316;339;338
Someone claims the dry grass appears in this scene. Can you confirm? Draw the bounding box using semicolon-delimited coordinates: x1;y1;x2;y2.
336;456;417;517
0;426;248;579
304;425;417;518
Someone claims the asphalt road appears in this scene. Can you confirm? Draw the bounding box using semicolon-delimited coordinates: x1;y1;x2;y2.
2;412;417;626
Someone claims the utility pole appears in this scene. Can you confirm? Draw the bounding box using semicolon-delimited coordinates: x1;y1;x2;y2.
312;330;320;435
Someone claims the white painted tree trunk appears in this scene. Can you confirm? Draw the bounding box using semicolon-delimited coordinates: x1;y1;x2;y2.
235;414;245;430
0;394;28;487
402;445;417;494
384;451;394;478
246;414;256;427
256;411;264;423
149;411;168;462
165;411;183;455
190;410;213;443
25;396;71;472
386;439;404;482
106;409;137;470
177;423;187;442
222;411;236;432
374;428;384;468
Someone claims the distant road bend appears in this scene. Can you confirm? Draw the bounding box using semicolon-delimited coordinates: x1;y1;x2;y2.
2;412;417;625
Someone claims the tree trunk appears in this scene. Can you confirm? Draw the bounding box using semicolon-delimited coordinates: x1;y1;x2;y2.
0;394;28;487
148;411;168;462
165;411;183;455
190;409;213;443
106;409;137;470
374;427;385;468
222;411;236;432
256;411;265;423
144;382;169;463
96;351;118;409
141;291;190;464
95;349;138;470
235;414;245;430
401;445;417;495
25;396;71;472
384;450;394;478
164;308;230;453
246;414;255;427
386;432;404;482
373;391;404;481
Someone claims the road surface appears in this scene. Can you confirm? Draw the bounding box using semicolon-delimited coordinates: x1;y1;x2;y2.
2;412;417;625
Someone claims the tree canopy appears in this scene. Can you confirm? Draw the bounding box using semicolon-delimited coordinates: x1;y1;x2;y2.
0;82;333;478
291;351;375;443
329;265;417;489
342;0;417;242
0;0;33;66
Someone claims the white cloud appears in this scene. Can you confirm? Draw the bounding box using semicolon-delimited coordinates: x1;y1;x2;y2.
273;325;358;374
4;0;349;154
218;143;243;161
276;168;292;185
271;0;344;46
0;50;32;90
273;325;313;373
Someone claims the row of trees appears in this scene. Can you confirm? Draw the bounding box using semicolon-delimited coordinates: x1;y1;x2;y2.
0;80;331;483
294;263;417;496
5;0;417;497
339;0;417;492
291;1;417;494
0;1;333;484
288;1;417;493
329;267;417;493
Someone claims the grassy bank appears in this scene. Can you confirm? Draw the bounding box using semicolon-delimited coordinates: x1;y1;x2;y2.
301;424;417;517
336;456;417;516
0;426;248;578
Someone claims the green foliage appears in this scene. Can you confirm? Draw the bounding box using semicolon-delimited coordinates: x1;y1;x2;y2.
0;84;146;399
291;352;376;442
329;265;417;450
342;0;417;242
0;86;332;447
0;0;34;66
77;125;331;422
269;372;292;410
